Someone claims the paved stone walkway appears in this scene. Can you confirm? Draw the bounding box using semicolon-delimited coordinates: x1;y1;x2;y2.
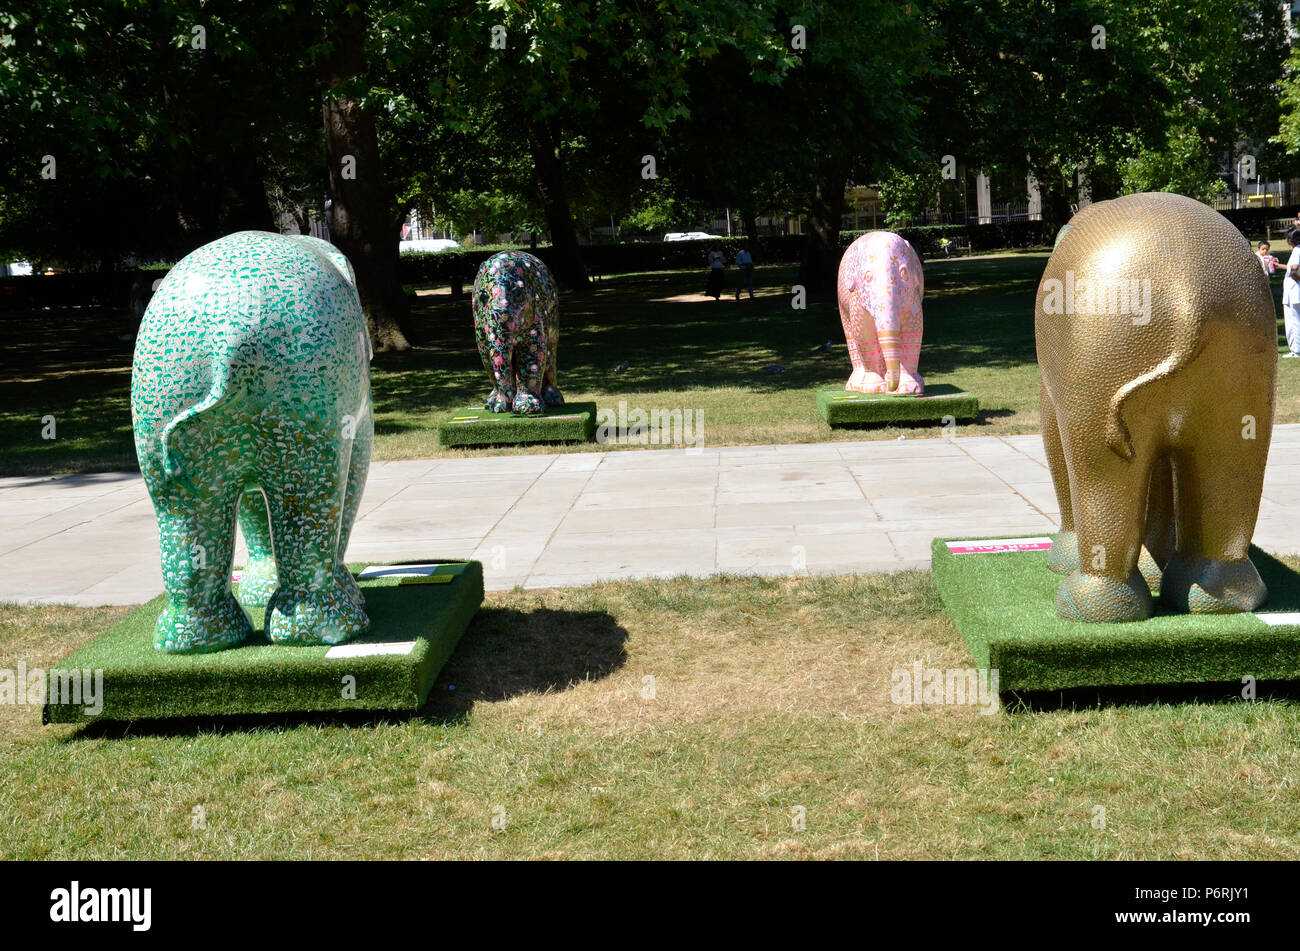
4;426;1300;606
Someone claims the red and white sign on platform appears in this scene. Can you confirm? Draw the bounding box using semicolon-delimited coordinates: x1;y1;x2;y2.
946;536;1054;555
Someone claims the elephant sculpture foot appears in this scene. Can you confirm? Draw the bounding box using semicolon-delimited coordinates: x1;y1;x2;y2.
845;368;924;396
1160;556;1266;615
542;384;564;408
1055;569;1154;623
511;389;544;416
846;368;888;394
893;369;925;395
1049;529;1165;594
155;595;253;654
485;385;548;416
267;579;370;646
1047;530;1080;575
237;555;278;608
485;388;513;414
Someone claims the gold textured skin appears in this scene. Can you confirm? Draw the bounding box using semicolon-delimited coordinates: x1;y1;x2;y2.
1036;192;1277;622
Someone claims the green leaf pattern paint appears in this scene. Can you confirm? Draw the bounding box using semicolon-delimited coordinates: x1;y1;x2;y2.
131;231;374;653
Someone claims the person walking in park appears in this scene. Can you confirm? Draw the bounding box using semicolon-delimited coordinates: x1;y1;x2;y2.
734;244;755;300
706;245;726;300
1283;230;1300;357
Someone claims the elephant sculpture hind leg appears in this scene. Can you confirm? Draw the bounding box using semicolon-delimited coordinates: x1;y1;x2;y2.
511;322;548;416
258;406;369;646
142;420;253;654
540;290;564;408
236;488;278;607
476;326;517;414
1044;377;1173;594
839;272;888;393
1041;378;1079;576
1053;416;1158;623
1158;358;1269;615
334;399;374;612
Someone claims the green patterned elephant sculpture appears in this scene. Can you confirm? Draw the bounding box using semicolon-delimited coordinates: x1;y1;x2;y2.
131;231;374;653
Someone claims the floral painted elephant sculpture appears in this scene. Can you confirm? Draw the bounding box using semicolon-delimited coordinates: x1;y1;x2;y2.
473;251;562;415
837;231;924;394
1037;192;1276;623
131;231;374;653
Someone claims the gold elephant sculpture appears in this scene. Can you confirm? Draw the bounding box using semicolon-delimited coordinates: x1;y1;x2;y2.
1036;192;1276;622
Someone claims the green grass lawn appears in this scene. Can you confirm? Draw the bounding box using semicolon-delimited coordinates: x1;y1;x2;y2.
3;570;1298;860
3;249;1297;476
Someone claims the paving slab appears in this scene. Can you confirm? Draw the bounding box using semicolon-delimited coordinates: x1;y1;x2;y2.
7;426;1300;604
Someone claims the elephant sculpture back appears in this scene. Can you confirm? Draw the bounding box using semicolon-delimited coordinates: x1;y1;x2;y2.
837;231;925;395
131;231;375;654
1035;192;1276;623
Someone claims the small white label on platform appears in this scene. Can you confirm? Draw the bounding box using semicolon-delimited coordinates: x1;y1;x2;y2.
1256;612;1300;627
357;564;447;580
946;537;1054;554
325;641;417;658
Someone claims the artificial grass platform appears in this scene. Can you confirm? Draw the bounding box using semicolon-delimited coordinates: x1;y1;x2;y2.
43;560;484;724
438;401;597;447
817;383;979;426
931;536;1300;693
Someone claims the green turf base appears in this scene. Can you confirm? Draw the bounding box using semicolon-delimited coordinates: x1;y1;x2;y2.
43;560;484;724
817;383;979;426
932;536;1300;692
438;401;596;447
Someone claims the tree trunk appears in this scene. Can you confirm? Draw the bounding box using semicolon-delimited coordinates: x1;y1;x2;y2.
1038;166;1073;240
525;118;588;290
320;1;410;352
742;206;758;240
797;154;851;298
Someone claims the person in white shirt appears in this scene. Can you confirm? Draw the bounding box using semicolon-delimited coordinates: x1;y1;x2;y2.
1283;230;1300;357
706;246;725;299
734;245;755;300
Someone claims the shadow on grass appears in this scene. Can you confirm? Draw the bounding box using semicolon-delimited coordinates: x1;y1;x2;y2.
419;606;629;724
1006;680;1300;712
831;407;1017;434
68;606;628;737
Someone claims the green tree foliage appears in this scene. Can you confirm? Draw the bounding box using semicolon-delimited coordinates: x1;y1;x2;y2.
0;2;319;267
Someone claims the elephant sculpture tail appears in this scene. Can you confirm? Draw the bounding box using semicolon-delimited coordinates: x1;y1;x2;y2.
158;370;242;490
1105;355;1185;461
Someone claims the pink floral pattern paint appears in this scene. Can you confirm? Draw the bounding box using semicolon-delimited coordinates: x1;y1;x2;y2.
836;231;924;394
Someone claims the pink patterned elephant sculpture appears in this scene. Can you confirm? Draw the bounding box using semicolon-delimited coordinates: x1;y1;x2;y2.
836;231;924;394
